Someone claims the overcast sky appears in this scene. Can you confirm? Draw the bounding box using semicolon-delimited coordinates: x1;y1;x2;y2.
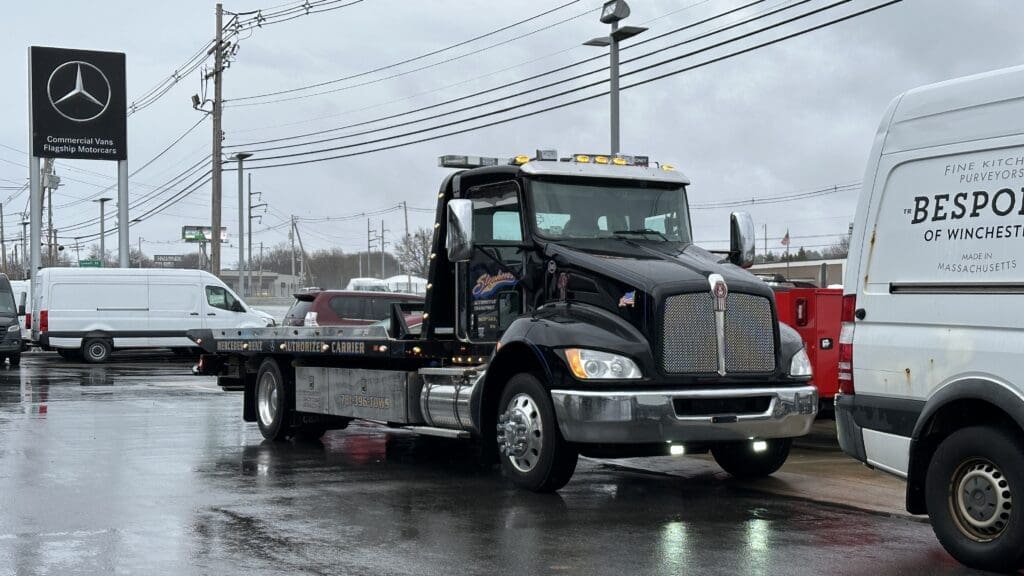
0;0;1019;268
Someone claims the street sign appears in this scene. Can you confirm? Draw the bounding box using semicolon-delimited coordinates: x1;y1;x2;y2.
153;254;186;268
29;46;127;161
78;259;102;268
182;226;227;243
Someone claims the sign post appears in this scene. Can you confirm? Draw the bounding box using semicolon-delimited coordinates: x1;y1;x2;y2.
29;45;128;281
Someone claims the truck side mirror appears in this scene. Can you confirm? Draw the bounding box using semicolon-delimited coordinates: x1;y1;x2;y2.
729;211;756;269
446;199;474;263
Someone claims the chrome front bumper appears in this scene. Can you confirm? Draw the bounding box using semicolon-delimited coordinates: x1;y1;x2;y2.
550;385;818;444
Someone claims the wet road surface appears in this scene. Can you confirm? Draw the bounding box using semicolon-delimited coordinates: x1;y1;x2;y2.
0;354;990;575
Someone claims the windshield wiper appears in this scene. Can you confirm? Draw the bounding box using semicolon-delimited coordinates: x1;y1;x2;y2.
612;228;669;241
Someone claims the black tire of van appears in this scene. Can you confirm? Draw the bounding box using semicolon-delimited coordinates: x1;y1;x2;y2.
711;438;792;478
255;358;292;442
57;349;80;362
82;339;112;364
926;426;1024;572
8;353;20;367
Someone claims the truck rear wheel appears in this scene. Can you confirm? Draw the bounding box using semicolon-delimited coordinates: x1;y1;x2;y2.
256;358;292;442
712;438;792;478
82;338;112;363
496;373;578;492
925;426;1024;572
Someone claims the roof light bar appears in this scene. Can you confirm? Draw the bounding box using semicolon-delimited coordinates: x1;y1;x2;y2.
438;155;501;169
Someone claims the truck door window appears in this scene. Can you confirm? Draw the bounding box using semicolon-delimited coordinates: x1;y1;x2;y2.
465;183;524;341
206;286;239;312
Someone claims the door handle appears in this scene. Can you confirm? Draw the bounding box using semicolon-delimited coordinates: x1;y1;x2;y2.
207;313;216;316
190;312;200;316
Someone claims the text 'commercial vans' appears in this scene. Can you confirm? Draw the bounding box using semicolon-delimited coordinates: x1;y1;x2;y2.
32;268;274;362
837;64;1024;572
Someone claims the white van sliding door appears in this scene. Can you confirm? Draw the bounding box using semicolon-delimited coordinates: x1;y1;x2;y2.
149;283;201;348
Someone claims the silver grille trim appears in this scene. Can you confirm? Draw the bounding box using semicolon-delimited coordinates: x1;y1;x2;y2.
661;292;776;374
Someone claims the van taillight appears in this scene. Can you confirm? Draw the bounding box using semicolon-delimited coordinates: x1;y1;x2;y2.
25;313;31;330
39;310;49;333
838;295;856;394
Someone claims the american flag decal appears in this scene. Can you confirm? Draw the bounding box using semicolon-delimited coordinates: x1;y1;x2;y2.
618;290;636;308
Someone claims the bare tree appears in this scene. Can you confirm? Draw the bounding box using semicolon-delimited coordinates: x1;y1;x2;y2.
395;228;433;278
823;233;851;259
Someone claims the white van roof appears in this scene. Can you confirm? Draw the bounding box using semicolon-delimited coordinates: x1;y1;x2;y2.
883;64;1024;154
38;268;210;279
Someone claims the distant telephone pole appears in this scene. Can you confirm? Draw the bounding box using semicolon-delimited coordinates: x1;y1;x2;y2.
402;201;410;291
379;219;389;279
289;215;296;281
209;2;225;277
0;203;6;272
366;218;373;278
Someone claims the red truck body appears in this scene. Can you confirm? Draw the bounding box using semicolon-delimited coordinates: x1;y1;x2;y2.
772;287;842;406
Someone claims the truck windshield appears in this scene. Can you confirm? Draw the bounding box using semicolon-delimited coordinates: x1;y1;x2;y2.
530;180;691;242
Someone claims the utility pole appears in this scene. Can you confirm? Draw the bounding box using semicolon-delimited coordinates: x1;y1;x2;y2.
209;2;225;277
366;218;373;278
95;198;111;265
763;223;768;261
289;215;296;283
258;242;264;295
294;222;309;286
137;237;143;268
379;219;388;280
402;201;410;291
41;159;57;266
20;220;28;276
246;174;265;297
0;202;6;272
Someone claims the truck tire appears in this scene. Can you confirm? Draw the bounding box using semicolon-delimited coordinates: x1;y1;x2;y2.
925;426;1024;572
496;373;578;492
82;338;112;364
711;438;792;478
255;358;292;442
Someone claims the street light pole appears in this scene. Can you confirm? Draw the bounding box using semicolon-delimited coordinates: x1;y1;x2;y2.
94;198;112;266
584;0;646;156
231;152;253;297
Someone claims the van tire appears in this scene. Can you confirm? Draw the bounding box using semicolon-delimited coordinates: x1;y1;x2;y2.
926;426;1024;572
255;358;292;442
496;373;578;492
82;339;112;363
57;349;80;362
712;438;792;478
8;354;20;367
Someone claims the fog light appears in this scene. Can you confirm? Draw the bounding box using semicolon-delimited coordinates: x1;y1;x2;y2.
669;444;685;456
752;440;768;453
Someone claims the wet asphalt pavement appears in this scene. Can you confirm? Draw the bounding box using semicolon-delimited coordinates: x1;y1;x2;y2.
0;353;991;576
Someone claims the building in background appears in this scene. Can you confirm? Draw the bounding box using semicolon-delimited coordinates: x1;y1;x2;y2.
220;270;301;298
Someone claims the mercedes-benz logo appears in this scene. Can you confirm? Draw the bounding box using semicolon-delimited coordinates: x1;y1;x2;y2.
47;61;111;123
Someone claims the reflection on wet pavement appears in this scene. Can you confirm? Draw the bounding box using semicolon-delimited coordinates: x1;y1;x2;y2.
0;354;980;575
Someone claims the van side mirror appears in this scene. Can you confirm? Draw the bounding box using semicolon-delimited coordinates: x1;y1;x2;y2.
729;211;756;269
446;199;474;263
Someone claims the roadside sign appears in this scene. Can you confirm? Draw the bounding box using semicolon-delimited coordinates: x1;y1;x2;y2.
29;46;127;161
153;254;185;268
181;226;227;243
78;259;102;268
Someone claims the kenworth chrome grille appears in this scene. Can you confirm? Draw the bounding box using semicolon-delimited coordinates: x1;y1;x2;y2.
661;292;776;374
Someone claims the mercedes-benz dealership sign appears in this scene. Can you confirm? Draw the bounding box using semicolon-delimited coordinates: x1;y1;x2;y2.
29;46;126;161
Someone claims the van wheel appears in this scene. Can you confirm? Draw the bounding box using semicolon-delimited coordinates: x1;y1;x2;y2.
82;339;112;363
8;354;20;367
496;373;578;492
256;358;292;441
712;438;792;478
926;426;1024;572
57;349;80;362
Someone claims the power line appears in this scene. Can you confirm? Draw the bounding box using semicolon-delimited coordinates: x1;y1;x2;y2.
237;0;902;170
690;182;860;209
227;0;586;104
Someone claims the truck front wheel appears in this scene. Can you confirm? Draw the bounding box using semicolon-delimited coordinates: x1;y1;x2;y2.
925;426;1024;572
712;438;792;478
255;358;292;441
496;373;578;492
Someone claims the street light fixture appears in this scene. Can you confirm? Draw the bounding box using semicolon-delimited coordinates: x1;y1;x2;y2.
583;0;647;155
231;152;253;297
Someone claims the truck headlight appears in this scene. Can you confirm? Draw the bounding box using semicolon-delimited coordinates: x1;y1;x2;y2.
789;348;812;377
564;348;642;380
7;324;19;333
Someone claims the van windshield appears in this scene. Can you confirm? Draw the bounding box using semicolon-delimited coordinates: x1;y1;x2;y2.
530;180;692;243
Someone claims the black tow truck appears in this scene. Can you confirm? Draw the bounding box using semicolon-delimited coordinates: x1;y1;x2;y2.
191;150;817;491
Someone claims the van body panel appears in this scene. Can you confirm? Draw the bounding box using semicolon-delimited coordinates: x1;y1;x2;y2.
862;428;910;477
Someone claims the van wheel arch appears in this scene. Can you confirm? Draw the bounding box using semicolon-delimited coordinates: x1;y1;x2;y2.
908;386;1024;514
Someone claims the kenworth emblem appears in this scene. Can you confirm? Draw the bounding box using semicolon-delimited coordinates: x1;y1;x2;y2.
708;274;728;375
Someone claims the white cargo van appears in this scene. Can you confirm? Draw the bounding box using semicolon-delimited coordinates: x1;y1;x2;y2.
32;268;274;363
9;279;30;343
837;65;1024;572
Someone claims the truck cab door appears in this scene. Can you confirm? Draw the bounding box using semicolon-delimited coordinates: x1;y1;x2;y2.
458;181;526;343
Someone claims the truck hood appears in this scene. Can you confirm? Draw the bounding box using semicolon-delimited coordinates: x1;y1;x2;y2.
544;240;771;298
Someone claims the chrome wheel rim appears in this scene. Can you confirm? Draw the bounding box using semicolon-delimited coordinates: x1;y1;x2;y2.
497;393;543;473
257;371;279;428
88;343;106;361
950;457;1012;542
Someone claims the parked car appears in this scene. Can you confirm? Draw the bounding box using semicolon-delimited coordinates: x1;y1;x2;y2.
0;274;23;365
836;64;1024;572
283;290;423;327
32;268;275;363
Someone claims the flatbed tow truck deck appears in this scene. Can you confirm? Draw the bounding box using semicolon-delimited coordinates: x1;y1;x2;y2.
193;150;817;492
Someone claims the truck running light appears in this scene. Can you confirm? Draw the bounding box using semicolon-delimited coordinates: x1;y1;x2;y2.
838;294;856;394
